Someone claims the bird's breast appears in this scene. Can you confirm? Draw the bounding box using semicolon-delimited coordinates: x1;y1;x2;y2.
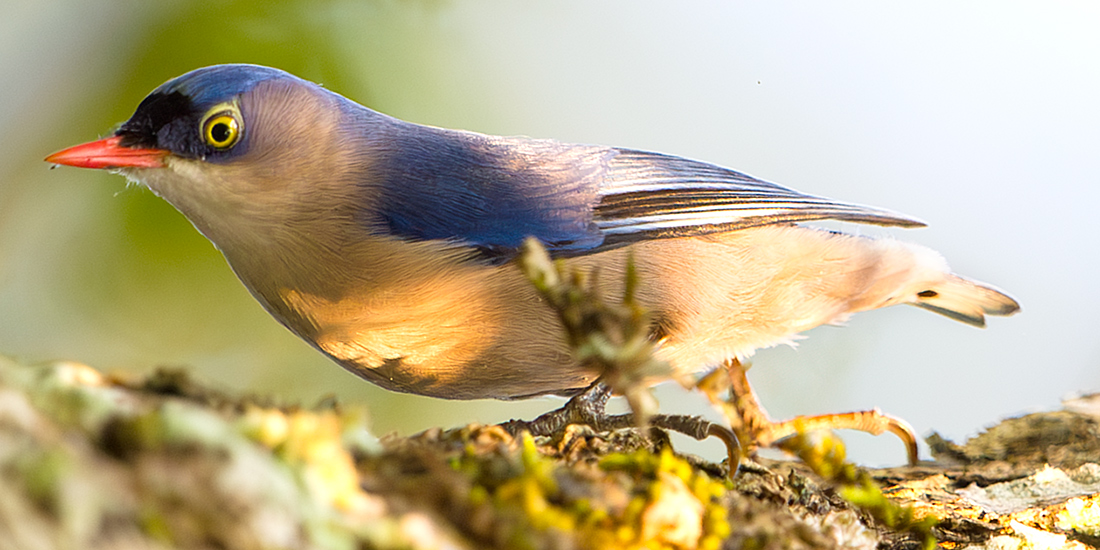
229;233;590;399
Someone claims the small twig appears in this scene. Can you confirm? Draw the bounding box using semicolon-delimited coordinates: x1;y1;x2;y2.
517;237;677;427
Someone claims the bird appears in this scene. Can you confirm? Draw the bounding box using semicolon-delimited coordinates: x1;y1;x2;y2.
46;64;1018;450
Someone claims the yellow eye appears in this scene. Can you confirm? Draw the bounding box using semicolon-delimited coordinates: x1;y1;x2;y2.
202;112;241;149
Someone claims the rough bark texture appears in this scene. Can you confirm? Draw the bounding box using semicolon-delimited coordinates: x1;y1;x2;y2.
1;356;1097;550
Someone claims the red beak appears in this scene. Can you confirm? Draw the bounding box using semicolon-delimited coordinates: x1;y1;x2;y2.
45;135;168;169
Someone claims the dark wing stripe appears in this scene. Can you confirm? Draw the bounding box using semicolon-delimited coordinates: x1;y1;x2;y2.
598;194;897;220
598;207;920;235
595;149;925;238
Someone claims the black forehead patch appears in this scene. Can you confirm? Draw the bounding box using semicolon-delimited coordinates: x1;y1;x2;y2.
114;89;239;160
110;65;297;159
116;91;199;152
111;65;296;159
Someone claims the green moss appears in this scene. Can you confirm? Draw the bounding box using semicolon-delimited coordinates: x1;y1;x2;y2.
779;430;938;550
17;449;72;514
598;447;731;550
138;507;175;543
448;433;730;549
25;361;134;434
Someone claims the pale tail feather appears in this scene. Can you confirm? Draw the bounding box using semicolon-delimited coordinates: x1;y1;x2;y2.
912;274;1020;328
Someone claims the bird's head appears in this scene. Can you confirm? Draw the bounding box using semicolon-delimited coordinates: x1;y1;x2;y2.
46;64;376;246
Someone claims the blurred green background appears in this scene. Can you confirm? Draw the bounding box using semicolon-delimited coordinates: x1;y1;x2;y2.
3;1;1097;465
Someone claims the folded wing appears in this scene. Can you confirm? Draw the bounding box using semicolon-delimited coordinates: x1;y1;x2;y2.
595;149;924;246
370;124;925;260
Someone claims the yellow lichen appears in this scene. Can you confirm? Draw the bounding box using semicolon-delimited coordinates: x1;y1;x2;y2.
449;433;729;550
1055;496;1100;537
599;446;731;550
238;405;372;512
779;429;938;550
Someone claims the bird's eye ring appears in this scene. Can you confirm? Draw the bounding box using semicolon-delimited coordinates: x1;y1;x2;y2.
202;112;241;149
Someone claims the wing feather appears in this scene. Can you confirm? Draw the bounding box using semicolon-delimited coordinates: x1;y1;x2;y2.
595;149;924;243
368;121;924;261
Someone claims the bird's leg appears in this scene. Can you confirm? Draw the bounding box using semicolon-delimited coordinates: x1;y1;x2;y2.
647;414;742;473
719;358;919;465
501;381;617;436
501;381;742;473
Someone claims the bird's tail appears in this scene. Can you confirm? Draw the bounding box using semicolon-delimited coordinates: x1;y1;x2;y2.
911;274;1020;328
